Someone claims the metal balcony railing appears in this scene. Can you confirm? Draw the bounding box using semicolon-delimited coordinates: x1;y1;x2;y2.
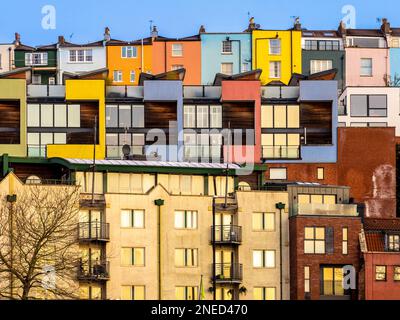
262;145;300;159
211;225;242;244
78;260;110;281
78;222;110;242
212;263;243;282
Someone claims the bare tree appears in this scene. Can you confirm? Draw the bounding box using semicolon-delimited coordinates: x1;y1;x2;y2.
0;184;81;300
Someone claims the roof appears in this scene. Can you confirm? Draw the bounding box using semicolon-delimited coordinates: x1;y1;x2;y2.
213;69;262;86
15;43;57;51
365;232;385;252
106;38;153;46
0;67;31;78
345;29;384;37
59;40;104;48
391;28;400;36
63;158;240;169
364;218;400;231
289;69;338;85
138;68;186;85
302;30;341;38
63;68;108;80
153;34;201;42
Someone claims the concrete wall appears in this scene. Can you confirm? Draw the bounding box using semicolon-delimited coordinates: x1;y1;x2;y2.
201;33;251;85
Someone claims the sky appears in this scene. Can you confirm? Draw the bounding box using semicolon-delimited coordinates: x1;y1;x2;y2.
0;0;399;45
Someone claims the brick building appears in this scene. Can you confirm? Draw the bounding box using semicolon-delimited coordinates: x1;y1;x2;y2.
287;183;362;300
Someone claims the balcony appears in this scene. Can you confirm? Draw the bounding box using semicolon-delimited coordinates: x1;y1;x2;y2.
27;85;65;97
106;86;144;99
261;86;300;99
211;225;242;244
262;145;301;159
78;222;110;242
80;194;106;209
183;86;221;99
78;261;110;281
297;203;358;216
212;263;243;283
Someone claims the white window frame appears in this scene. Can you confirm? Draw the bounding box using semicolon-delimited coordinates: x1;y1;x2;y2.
310;60;333;74
222;40;232;54
269;61;281;79
221;62;233;75
113;70;123;83
269;39;281;55
172;44;183;57
130;70;136;83
121;46;137;58
69;49;93;63
360;58;373;76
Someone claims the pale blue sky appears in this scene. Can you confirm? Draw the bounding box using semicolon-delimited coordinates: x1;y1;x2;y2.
0;0;398;45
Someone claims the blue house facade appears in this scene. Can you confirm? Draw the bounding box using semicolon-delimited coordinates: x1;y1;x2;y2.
390;48;400;85
200;32;252;85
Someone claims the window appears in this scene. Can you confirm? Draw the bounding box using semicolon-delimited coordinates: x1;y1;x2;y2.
252;213;275;231
375;266;387;281
119;105;131;128
68;104;80;127
175;249;198;267
304;227;325;254
132;105;144;128
269;168;287;180
121;248;145;266
196;105;209;128
342;227;348;254
388;234;400;252
269;61;281;78
253;287;276;300
174;210;197;229
350;95;387;117
221;63;233;75
25;52;48;66
172;44;183;57
121;210;144;228
242;63;250;72
48;77;56;85
27;104;40;127
54;104;67;127
121;286;145;300
122;46;137;58
32;74;42;85
321;266;346;296
106;105;144;128
210;105;222;128
298;194;336;204
113;70;123;83
184;105;196;128
269;39;281;55
175;286;198;300
360;58;372;76
171;64;184;71
304;266;310;293
130;71;136;83
69;49;92;62
222;41;232;54
394;267;400;281
317;168;324;180
40;104;53;127
310;60;333;74
304;40;340;51
253;250;275;268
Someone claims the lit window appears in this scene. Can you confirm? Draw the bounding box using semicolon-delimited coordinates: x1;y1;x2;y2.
175;249;198;267
175;287;198;300
174;210;197;229
121;248;145;266
254;287;276;300
172;44;183;57
394;266;400;281
342;227;348;254
269;61;281;78
269;168;287;180
317;168;324;180
375;266;387;281
304;227;325;254
253;250;275;268
388;234;400;251
121;286;145;300
304;266;310;293
121;210;145;228
322;267;346;296
252;213;275;231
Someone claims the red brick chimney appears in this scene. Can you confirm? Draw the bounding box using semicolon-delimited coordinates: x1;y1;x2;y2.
13;32;21;46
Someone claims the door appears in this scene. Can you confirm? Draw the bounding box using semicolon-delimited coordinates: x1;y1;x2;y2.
215;214;233;242
215;250;233;278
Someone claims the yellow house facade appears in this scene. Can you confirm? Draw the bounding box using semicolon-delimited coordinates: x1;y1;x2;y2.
252;30;302;85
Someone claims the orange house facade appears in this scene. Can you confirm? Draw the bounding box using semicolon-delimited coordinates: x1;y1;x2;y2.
152;35;201;85
106;38;153;86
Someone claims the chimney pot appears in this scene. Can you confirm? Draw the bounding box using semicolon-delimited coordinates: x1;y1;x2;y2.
58;35;65;44
14;32;21;45
104;27;111;41
199;25;206;34
151;26;158;38
381;18;391;34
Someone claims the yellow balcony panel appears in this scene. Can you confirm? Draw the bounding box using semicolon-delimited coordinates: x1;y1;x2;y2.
47;144;105;160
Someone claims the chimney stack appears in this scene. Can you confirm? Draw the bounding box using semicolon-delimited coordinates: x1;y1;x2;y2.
13;32;21;46
338;20;347;36
381;18;391;34
199;25;206;34
58;35;65;45
293;17;301;31
104;27;111;42
151;26;158;39
247;17;256;31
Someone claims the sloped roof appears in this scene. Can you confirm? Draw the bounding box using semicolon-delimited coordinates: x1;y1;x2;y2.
345;29;384;37
364;218;400;231
302;30;341;38
59;40;104;48
365;232;385;252
138;68;186;85
213;69;262;86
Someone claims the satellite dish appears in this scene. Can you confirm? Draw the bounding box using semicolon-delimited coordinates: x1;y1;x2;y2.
122;144;131;158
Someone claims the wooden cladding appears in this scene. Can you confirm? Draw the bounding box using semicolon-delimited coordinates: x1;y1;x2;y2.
222;102;255;129
0;100;20;144
145;102;177;129
300;102;332;145
68;102;99;144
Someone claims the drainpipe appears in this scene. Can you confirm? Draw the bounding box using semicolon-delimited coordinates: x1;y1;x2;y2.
8;47;12;70
154;199;165;300
212;197;216;300
275;202;286;300
141;39;144;74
